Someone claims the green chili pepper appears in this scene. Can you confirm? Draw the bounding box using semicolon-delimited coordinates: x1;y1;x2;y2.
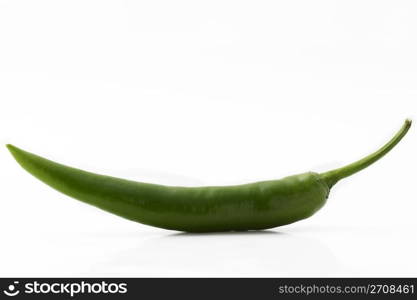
7;120;411;232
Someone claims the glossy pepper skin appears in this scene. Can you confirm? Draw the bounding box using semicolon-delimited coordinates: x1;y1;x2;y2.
7;120;411;232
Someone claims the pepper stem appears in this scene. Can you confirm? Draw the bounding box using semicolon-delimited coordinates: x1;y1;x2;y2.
320;119;412;188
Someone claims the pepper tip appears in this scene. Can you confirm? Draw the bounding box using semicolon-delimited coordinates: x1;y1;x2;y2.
6;144;18;155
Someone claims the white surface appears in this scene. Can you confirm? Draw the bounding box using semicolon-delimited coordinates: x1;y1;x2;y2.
1;0;416;277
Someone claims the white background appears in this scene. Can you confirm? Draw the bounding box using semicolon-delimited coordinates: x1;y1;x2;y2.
1;0;416;277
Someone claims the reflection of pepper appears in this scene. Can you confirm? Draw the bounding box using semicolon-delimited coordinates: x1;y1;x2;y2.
7;120;411;232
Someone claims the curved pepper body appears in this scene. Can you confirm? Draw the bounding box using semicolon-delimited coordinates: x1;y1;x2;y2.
7;145;329;231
